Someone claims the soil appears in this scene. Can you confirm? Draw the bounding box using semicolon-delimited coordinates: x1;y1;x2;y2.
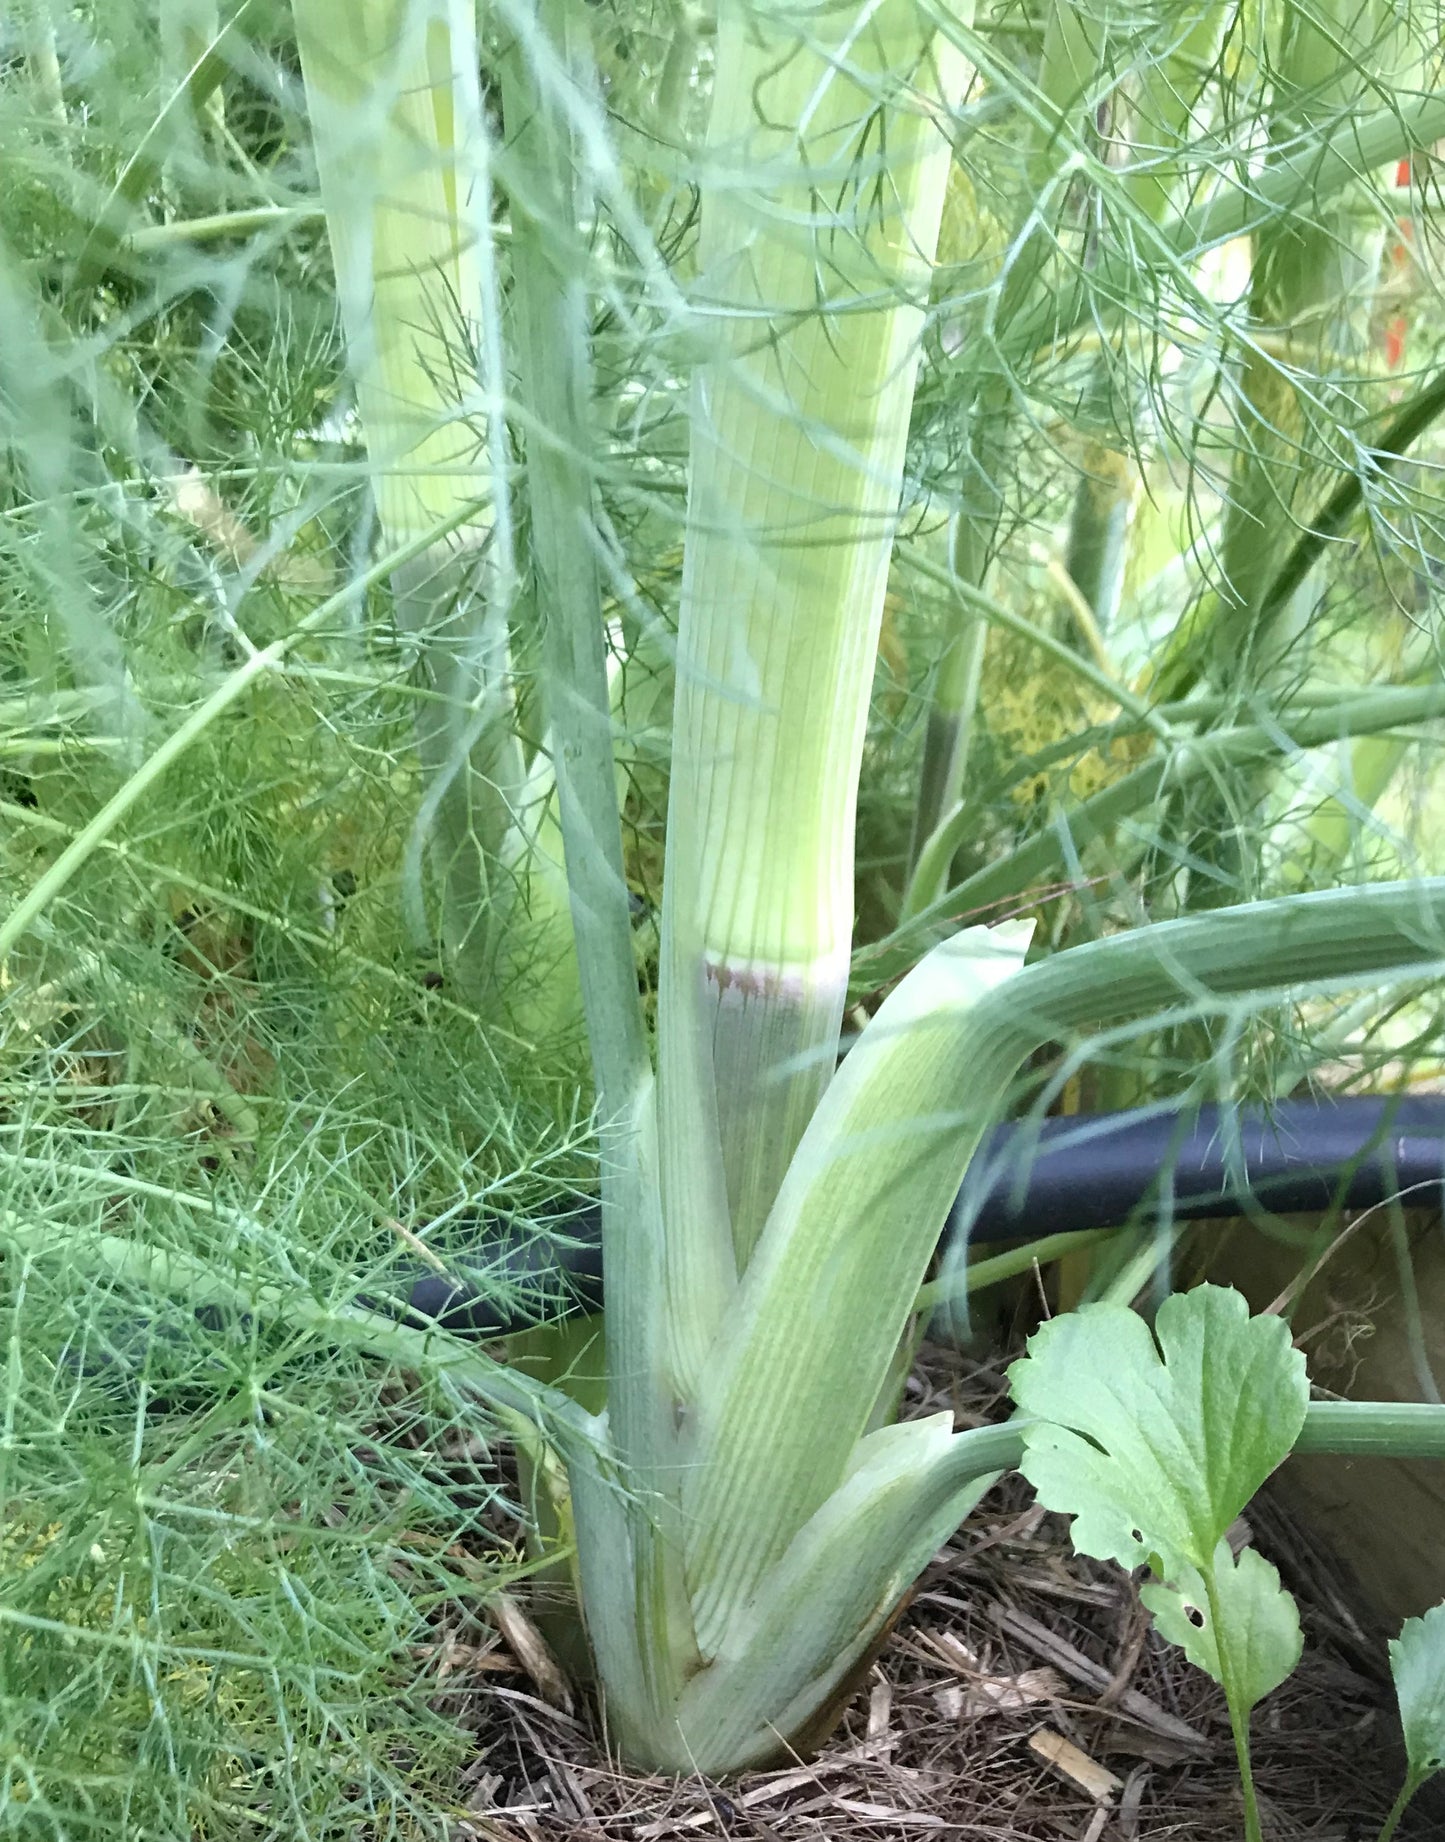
427;1343;1444;1842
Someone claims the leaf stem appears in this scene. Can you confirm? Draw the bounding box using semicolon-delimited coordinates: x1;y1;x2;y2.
1202;1565;1265;1842
1375;1772;1424;1842
915;1227;1119;1313
863;687;1445;991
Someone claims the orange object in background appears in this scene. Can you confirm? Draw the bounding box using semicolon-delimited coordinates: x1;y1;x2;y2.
1384;156;1415;370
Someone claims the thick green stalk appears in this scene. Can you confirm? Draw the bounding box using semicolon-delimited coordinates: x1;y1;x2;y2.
1213;0;1414;687
658;0;974;1281
590;879;1445;1768
497;0;679;1680
294;0;573;1014
499;0;644;1107
559;0;984;1763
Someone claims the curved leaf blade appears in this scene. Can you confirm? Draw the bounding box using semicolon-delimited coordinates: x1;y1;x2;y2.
1007;1285;1307;1575
1142;1542;1303;1714
1391;1601;1445;1786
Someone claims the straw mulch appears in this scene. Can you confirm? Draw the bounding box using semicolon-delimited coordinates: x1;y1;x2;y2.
427;1344;1440;1842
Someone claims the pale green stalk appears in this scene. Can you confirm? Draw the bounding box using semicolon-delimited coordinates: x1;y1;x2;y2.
657;0;975;1286
557;0;993;1763
586;876;1445;1768
497;0;692;1707
293;0;579;1020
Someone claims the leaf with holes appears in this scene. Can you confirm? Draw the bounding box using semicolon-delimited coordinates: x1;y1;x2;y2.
1006;1285;1307;1579
1141;1542;1302;1713
1391;1601;1445;1789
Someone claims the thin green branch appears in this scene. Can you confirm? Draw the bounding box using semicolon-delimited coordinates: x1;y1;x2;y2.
994;88;1445;372
1257;359;1445;628
862;682;1445;992
904;552;1172;738
914;1227;1120;1312
0;1213;592;1449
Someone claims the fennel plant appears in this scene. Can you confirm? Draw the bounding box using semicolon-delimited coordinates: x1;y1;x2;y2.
4;0;1445;1805
275;0;1445;1771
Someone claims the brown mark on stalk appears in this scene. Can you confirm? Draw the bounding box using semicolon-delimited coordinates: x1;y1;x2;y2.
702;958;811;1000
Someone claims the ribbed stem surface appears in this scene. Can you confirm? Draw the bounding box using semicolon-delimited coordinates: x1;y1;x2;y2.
659;0;973;1274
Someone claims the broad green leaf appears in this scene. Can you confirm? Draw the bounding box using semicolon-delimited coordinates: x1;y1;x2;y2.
1142;1542;1302;1713
1391;1602;1445;1785
1008;1285;1307;1576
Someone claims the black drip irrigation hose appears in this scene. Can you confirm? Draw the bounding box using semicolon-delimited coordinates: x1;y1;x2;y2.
55;1095;1445;1400
403;1094;1445;1335
948;1093;1445;1246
